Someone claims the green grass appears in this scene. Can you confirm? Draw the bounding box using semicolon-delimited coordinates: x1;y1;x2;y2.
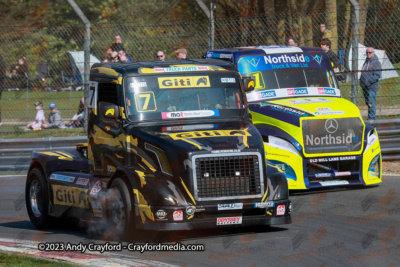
0;251;77;266
0;127;85;139
0;90;84;122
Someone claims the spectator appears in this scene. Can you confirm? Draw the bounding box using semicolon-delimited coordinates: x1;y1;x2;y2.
115;34;123;44
287;37;298;47
319;23;337;53
0;54;5;127
320;38;338;72
175;48;188;60
26;101;45;130
102;57;110;63
9;57;28;89
156;51;165;61
360;47;382;122
110;44;121;62
67;97;85;128
42;102;64;129
118;48;132;62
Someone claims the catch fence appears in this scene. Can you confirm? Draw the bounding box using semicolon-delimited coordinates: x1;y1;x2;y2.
0;3;400;134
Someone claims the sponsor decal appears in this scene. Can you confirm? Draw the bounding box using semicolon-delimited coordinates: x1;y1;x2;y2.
91;201;103;218
218;203;243;210
219;54;232;59
310;156;356;163
247;57;260;67
156;210;167;220
277;205;286;216
168;129;251;140
313;54;323;65
186;206;195;216
264;54;308;64
158;76;210;89
318;88;336;95
50;174;75;183
216;216;242;225
315;173;332;178
221;78;236;83
259;90;276;98
173;210;183;221
254;202;275;208
269;104;309;117
162;110;219;119
319;180;349;186
162;124;215;132
154;66;209;73
52;184;89;208
129;81;147;88
90;180;102;198
287;98;332;104
206;52;213;59
75;178;89;186
315;107;332;112
302;118;363;154
211;149;241;153
315;111;345;115
287;88;308;95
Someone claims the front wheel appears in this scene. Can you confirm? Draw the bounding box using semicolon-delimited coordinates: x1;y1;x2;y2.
106;178;135;239
25;168;51;229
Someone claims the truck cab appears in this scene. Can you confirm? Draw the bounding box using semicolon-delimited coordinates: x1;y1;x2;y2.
25;60;291;236
205;46;382;190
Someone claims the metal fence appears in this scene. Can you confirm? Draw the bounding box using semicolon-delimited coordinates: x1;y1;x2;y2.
0;3;400;134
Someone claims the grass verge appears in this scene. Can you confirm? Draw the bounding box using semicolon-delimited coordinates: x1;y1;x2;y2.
0;251;77;266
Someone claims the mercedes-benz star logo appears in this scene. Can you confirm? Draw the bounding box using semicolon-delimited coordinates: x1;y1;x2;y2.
325;119;338;134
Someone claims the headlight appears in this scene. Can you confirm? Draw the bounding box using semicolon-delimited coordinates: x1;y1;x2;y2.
368;154;380;177
365;129;378;152
265;136;300;156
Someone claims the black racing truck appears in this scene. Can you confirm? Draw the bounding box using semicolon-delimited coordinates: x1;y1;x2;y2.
25;60;291;237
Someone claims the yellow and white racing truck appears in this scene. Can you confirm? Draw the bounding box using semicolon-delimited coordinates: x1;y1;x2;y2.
205;46;382;189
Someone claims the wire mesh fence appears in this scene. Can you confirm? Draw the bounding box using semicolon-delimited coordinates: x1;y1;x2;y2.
0;3;399;135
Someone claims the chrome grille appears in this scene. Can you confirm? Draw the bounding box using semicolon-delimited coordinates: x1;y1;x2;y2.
192;152;264;201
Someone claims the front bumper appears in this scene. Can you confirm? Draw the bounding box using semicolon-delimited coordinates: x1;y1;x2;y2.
134;199;291;231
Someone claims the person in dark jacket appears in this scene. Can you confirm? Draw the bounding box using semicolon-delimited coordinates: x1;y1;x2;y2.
360;47;382;122
42;102;64;129
320;38;338;72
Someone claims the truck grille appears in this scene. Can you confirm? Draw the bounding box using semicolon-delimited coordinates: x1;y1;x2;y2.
192;152;264;201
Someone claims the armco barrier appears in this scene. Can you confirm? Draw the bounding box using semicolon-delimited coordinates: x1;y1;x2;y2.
0;120;398;174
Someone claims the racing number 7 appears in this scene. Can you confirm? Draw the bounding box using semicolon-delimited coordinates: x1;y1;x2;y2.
135;92;157;112
140;94;151;110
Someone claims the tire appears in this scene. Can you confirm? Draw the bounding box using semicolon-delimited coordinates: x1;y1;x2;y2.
107;178;135;239
25;168;51;229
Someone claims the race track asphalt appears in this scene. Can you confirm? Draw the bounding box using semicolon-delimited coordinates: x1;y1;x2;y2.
0;174;399;266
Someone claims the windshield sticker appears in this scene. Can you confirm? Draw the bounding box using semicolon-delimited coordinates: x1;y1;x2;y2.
154;66;209;73
206;52;213;58
246;87;340;102
129;81;147;88
162;110;219;119
158;76;210;89
247;58;261;67
287;88;308;95
315;111;345;115
206;52;232;59
238;54;332;74
221;78;236;83
315;107;332;112
287;98;332;104
134;92;157;112
318;88;336;95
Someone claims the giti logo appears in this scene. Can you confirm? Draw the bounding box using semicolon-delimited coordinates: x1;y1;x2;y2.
52;184;89;208
158;76;210;89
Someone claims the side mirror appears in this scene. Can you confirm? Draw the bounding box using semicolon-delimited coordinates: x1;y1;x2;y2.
99;102;119;119
242;77;255;92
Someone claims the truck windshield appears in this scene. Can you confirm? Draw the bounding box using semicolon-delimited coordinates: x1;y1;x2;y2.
238;53;339;91
124;73;245;122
